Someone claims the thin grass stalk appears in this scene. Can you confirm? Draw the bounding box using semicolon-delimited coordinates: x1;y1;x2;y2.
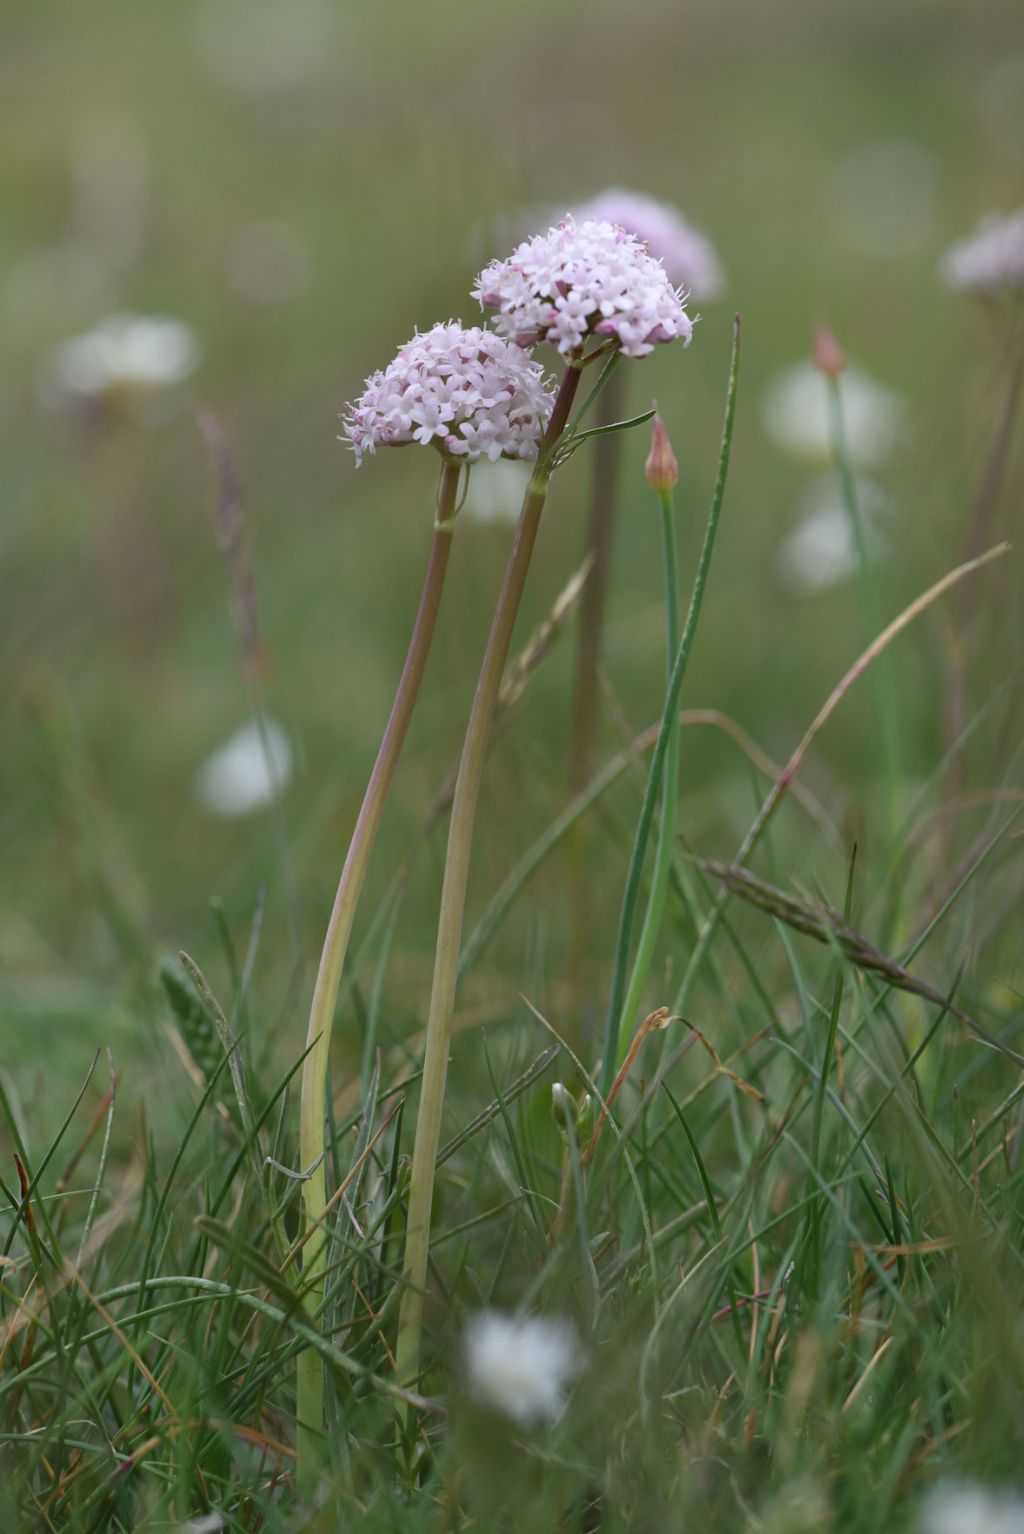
396;363;582;1393
295;459;461;1483
826;374;901;853
600;317;742;1094
617;479;681;1049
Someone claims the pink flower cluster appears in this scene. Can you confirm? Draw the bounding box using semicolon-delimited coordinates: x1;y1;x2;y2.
941;209;1024;297
342;322;555;467
572;189;723;300
473;217;694;359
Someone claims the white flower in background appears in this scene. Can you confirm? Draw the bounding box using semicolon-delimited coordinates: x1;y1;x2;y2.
941;209;1024;297
832;140;938;257
474;216;693;358
462;458;532;526
342;322;554;467
195;718;292;819
463;1310;582;1426
571;188;723;299
760;362;906;467
776;473;893;594
48;312;201;403
917;1480;1024;1534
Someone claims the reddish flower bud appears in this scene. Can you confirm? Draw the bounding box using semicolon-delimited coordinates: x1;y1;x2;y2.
813;322;846;378
645;412;678;493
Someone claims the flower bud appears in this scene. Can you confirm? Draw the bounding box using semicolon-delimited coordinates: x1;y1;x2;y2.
645;412;678;494
551;1083;575;1137
574;1092;594;1140
813;322;846;379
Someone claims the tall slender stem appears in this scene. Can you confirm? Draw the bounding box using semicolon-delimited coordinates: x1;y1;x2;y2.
616;487;680;1048
600;317;741;1094
295;459;461;1485
568;367;625;795
396;364;581;1392
565;371;625;996
826;376;901;855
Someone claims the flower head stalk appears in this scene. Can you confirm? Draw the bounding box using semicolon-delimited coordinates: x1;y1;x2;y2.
612;415;683;1070
601;318;740;1092
296;324;552;1485
398;227;695;1402
819;322;902;863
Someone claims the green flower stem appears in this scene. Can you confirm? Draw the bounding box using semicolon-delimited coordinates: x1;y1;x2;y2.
615;485;681;1054
826;376;901;852
396;362;582;1392
295;459;461;1485
600;317;741;1096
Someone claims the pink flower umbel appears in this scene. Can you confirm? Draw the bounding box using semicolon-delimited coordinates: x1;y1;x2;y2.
342;321;554;466
473;216;694;359
572;188;723;300
941;208;1024;297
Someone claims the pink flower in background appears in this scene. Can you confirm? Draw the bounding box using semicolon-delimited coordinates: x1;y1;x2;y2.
572;188;723;299
474;216;693;359
341;322;555;467
941;208;1024;296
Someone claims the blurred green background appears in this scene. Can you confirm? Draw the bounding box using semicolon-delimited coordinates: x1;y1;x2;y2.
2;0;1021;1120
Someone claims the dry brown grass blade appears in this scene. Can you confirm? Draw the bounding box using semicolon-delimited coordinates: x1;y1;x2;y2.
698;856;1023;1064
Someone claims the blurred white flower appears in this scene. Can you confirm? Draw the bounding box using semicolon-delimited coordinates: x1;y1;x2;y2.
571;188;723;299
174;1516;226;1534
760;362;906;467
917;1481;1024;1534
463;1310;582;1426
195;718;292;819
941;209;1024;297
46;312;201;405
832;139;938;257
776;474;893;594
462;458;531;526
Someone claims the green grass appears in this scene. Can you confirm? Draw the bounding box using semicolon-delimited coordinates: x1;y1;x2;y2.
2;0;1023;1526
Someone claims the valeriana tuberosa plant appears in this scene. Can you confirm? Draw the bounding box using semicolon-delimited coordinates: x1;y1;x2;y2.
296;322;554;1478
562;193;721;990
564;193;722;802
814;323;902;868
601;316;740;1091
613;415;683;1046
397;218;694;1396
